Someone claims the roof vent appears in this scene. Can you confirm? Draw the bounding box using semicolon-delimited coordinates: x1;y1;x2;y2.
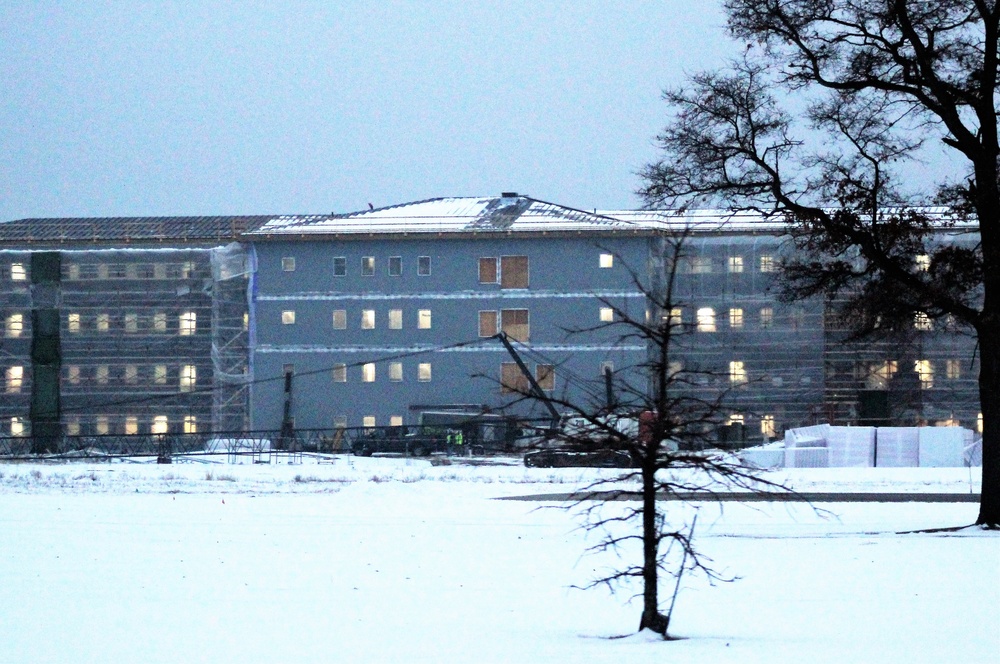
501;191;518;199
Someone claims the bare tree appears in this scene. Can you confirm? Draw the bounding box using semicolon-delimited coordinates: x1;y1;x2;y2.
502;232;791;638
640;1;999;528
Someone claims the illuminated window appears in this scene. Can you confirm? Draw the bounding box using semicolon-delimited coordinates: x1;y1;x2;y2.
667;308;683;326
916;254;930;271
362;256;375;276
243;312;249;331
759;255;776;273
10;417;25;437
334;416;347;430
479;311;498;337
66;418;81;436
389;362;403;382
729;360;747;385
11;262;26;281
388;309;402;329
418;256;431;276
536;364;554;391
95;417;110;435
418;309;432;329
600;307;614;322
978;412;984;433
418;363;432;382
332;364;347;382
154;312;167;332
599;253;614;268
760;307;774;329
124;365;138;385
67;264;80;280
363;416;376;428
281;310;296;325
95;313;110;332
696;307;716;332
915;360;934;388
5;366;23;393
333;256;346;276
729;308;744;328
729;414;745;425
362;363;375;382
67;313;80;333
124;417;139;435
124;313;138;333
96;365;110;385
946;359;961;380
6;313;24;337
181;261;196;279
361;310;375;329
390;416;404;427
500;309;529;342
282;257;296;272
66;365;81;385
154;365;167;385
761;415;776;438
333;310;347;329
914;312;932;331
728;256;744;273
179;311;197;335
151;416;168;435
180;365;197;392
388;256;402;276
184;416;197;434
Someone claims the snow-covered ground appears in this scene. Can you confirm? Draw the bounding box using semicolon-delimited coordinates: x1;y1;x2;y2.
0;456;995;663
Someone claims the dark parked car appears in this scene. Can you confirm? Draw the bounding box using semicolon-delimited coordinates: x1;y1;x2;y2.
351;426;449;457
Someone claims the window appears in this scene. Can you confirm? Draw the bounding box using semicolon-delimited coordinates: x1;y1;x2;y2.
388;256;402;276
281;310;296;325
914;312;933;331
124;365;138;385
916;254;931;271
154;312;167;332
761;415;776;438
600;307;614;322
332;364;347;382
6;313;24;338
332;310;347;329
154;365;168;385
760;307;774;329
390;416;404;427
501;309;529;342
96;313;110;333
667;307;683;326
184;416;198;434
728;256;744;273
182;261;196;279
334;416;347;430
180;365;197;392
729;414;745;426
98;264;109;279
418;309;432;329
66;365;81;385
66;418;81;436
333;257;347;276
729;360;747;385
179;311;197;335
362;256;375;276
95;417;110;435
10;417;25;437
243;313;249;331
599;253;614;268
865;361;897;389
363;416;376;428
124;313;138;333
600;361;614;377
946;359;962;380
67;264;80;280
389;362;403;382
361;310;375;329
479;311;498;337
759;255;776;273
154;263;167;279
691;257;713;274
418;256;431;276
68;313;81;333
501;362;529;394
388;309;402;329
125;417;139;435
915;359;934;388
536;364;554;391
362;363;376;382
11;262;26;281
418;363;432;382
96;365;110;385
500;256;529;289
729;308;744;329
151;416;169;435
696;307;716;332
282;257;296;272
5;366;23;393
479;257;498;284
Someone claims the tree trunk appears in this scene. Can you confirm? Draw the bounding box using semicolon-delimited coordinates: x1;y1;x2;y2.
638;455;669;635
977;327;1000;527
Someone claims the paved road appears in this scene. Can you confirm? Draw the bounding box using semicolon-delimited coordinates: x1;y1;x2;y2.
498;491;981;503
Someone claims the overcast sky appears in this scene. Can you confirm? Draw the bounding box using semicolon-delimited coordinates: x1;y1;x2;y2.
0;1;742;220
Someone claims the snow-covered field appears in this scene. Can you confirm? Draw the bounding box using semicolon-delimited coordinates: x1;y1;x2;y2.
0;456;995;663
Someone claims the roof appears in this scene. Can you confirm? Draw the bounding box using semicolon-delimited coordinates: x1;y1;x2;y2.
0;215;274;245
245;195;649;238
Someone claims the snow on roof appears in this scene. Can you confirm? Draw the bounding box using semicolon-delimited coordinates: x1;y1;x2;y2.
0;215;274;244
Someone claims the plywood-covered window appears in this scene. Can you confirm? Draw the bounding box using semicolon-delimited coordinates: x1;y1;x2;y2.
479;257;498;284
501;362;530;394
479;311;498;337
500;256;529;289
501;309;529;342
536;364;554;391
